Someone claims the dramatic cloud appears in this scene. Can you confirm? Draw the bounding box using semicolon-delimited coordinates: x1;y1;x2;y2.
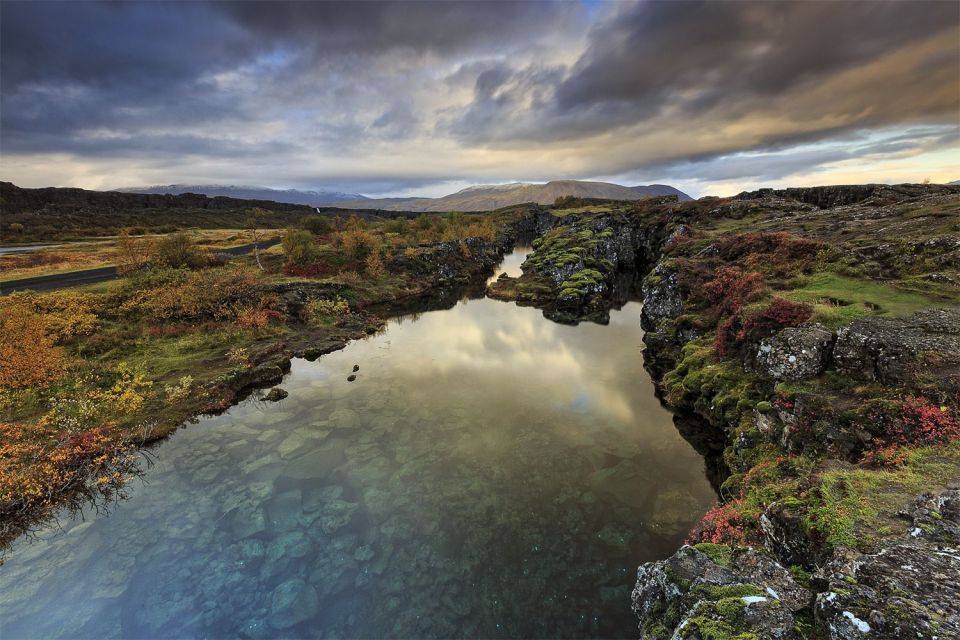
1;0;957;196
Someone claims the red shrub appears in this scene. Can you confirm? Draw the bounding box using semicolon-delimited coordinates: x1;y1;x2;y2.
713;315;740;357
863;444;909;468
702;266;765;315
716;232;825;275
895;396;960;445
688;500;748;545
737;298;812;343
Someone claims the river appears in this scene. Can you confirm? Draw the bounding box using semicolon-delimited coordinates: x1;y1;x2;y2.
0;248;715;639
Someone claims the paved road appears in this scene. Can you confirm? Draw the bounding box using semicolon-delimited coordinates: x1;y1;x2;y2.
0;237;280;294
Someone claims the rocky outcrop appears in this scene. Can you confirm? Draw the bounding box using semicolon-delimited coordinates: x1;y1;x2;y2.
833;308;960;389
737;184;959;209
635;486;960;640
813;486;960;639
632;544;809;639
751;323;834;381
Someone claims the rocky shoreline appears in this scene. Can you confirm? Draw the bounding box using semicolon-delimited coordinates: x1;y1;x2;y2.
486;184;960;638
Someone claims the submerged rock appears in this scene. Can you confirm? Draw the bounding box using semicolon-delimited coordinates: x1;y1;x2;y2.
268;579;318;629
264;387;288;402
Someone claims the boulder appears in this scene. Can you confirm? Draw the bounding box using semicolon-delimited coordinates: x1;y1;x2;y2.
264;387;288;402
268;579;319;629
752;324;834;381
641;263;684;326
632;545;808;638
813;485;960;639
832;309;960;389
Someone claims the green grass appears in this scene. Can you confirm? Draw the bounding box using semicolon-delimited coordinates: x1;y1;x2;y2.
781;272;945;327
551;205;613;217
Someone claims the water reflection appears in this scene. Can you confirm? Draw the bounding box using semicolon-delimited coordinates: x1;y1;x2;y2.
0;251;715;639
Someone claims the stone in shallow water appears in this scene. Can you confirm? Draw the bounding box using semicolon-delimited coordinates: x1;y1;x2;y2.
308;499;359;536
266;531;312;563
650;489;701;535
266;489;303;531
596;524;634;548
268;579;319;629
232;502;267;539
329;407;360;429
354;544;375;562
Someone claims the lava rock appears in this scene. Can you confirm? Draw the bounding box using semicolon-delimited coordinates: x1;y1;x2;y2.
268;579;319;629
264;387;288;402
833;308;960;389
751;323;834;381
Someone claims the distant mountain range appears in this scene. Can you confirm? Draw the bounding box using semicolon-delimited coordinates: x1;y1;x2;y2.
117;185;367;207
117;180;691;212
339;180;692;211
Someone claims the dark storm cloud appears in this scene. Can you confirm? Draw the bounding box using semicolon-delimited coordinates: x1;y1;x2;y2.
1;0;957;192
451;0;959;146
0;0;579;161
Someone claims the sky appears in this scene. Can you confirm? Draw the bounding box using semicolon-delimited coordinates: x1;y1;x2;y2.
1;0;958;198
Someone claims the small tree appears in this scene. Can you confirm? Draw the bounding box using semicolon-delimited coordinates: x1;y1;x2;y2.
282;229;317;266
303;214;332;235
155;232;205;269
245;208;270;271
116;228;153;275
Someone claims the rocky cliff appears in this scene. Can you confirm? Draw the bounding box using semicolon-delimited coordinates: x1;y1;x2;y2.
485;184;960;638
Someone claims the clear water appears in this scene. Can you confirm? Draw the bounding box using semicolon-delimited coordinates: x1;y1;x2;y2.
0;250;715;639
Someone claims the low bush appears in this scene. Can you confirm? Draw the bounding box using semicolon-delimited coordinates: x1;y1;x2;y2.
282;229;318;266
303;297;350;326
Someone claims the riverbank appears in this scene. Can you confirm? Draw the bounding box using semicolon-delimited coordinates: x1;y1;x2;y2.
0;207;534;553
488;184;960;638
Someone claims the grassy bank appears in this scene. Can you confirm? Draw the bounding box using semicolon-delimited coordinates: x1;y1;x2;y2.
0;207;525;554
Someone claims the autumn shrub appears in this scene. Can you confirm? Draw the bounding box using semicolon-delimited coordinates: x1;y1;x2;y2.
153;232;207;269
144;324;192;338
0;303;67;389
163;376;193;402
120;265;260;321
736;298;813;344
702;266;765;316
12;291;102;342
891;396;960;445
115;229;154;275
713;298;812;357
0;364;152;514
226;347;252;368
303;214;333;235
282;229;318;266
0;421;137;514
365;251;386;278
235;307;276;329
303;297;350;326
337;228;380;260
716;232;826;276
687;500;748;545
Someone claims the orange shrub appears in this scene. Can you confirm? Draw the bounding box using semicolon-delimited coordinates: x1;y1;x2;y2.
0;304;67;389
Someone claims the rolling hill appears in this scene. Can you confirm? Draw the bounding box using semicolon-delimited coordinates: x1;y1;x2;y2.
338;180;692;211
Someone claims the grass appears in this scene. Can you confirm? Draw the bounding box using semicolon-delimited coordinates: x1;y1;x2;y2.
551;205;613;217
781;272;946;327
803;443;960;550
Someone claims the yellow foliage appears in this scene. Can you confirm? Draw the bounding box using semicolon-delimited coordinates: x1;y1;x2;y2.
365;251;386;278
121;265;259;321
8;291;102;342
0;303;67;389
